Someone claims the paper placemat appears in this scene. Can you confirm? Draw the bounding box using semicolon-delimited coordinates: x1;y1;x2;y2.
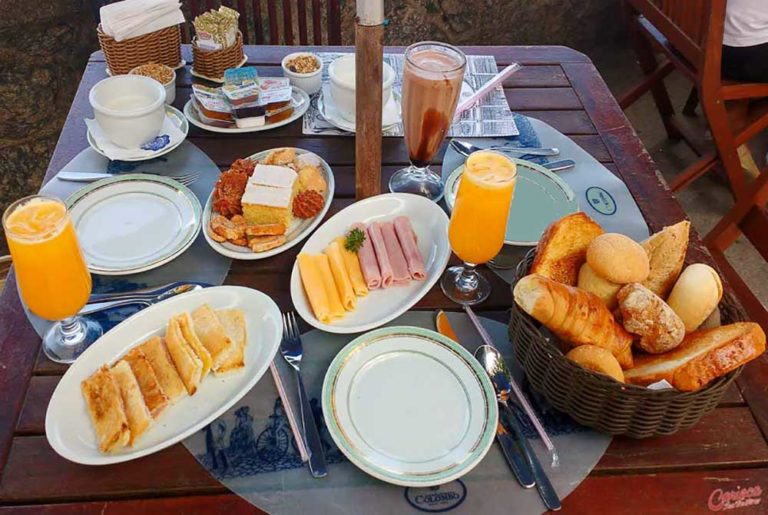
303;53;518;137
22;142;231;338
183;311;611;515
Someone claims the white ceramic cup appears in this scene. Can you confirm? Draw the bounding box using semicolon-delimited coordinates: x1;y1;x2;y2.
328;54;395;123
89;75;166;149
282;52;323;95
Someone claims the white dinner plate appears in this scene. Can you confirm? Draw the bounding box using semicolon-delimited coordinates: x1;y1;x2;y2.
87;104;188;162
202;148;335;260
290;193;450;333
45;286;282;465
183;87;310;133
322;326;498;486
66;174;202;275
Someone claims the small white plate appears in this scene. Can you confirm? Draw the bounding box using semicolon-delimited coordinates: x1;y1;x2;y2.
202;148;335;260
87;105;189;162
183;87;310;133
45;286;282;465
317;88;401;133
290;193;450;334
322;326;498;486
66;174;202;275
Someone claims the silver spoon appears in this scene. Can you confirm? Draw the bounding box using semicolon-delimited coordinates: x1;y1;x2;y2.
450;139;559;157
475;345;562;511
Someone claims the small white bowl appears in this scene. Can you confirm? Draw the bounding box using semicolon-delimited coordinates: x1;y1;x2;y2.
282;52;323;95
89;75;166;149
328;54;395;123
130;64;177;105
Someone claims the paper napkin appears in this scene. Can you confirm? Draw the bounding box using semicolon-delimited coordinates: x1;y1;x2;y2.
85;114;185;161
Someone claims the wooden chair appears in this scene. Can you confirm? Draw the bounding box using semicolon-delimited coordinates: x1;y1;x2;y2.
619;0;768;329
92;0;342;46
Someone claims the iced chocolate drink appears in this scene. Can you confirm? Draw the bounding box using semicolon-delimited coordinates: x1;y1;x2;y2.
389;42;466;202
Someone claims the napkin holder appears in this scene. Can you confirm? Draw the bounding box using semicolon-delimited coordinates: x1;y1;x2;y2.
98;24;183;76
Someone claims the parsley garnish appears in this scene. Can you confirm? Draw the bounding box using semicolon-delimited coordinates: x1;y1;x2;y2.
344;227;367;253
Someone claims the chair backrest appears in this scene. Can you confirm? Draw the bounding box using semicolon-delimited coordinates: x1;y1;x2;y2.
92;0;342;46
626;0;725;76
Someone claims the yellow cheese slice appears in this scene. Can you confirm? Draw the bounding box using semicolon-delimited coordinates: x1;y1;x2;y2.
314;253;345;320
325;240;356;311
335;236;369;297
297;253;331;323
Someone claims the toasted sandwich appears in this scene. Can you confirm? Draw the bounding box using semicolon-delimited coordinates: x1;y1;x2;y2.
215;309;247;374
172;312;213;377
140;336;187;402
191;304;236;370
165;317;204;395
81;366;130;453
123;347;169;418
111;360;153;445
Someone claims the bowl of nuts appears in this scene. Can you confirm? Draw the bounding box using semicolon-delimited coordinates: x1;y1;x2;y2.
130;63;177;105
281;52;322;95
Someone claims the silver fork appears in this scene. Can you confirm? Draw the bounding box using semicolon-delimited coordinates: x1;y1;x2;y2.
281;312;328;478
56;171;201;187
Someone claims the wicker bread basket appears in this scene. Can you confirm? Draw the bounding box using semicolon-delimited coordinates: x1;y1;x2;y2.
191;31;245;82
98;24;182;76
509;248;742;438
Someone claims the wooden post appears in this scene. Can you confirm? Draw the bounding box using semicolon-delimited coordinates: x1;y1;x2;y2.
354;0;384;199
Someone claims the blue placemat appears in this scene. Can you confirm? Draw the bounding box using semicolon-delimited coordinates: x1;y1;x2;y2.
182;311;611;515
23;141;231;338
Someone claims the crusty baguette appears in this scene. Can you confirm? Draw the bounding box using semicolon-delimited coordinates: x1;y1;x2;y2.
111;360;153;446
514;273;633;368
173;313;213;378
214;309;247;374
625;322;766;391
530;212;603;285
81;366;130;453
192;304;236;369
641;220;689;298
140;336;187;401
123;347;169;418
165;317;204;395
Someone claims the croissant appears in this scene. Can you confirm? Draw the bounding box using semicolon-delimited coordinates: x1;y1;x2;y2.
514;274;634;369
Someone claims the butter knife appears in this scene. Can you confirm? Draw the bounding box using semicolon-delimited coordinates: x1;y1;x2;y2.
81;282;208;315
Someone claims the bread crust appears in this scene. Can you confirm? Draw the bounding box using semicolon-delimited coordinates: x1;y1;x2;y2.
586;233;649;284
667;263;723;332
566;345;624;382
641;220;689;297
81;366;130;453
578;262;621;309
617;283;685;354
530;212;603;286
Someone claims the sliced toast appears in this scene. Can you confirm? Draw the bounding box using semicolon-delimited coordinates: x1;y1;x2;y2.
215;309;247;374
81;366;130;453
111;360;153;445
530;212;603;285
165;317;204;395
123;347;169;418
140;336;187;402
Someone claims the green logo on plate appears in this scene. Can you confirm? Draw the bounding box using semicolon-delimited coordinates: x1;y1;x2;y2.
585;187;617;216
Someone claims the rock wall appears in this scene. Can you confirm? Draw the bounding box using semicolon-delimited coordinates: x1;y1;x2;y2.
0;0;624;228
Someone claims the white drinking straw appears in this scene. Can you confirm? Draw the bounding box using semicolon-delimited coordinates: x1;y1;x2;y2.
453;63;522;120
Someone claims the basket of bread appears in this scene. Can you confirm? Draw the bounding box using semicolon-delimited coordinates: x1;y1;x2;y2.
509;212;766;438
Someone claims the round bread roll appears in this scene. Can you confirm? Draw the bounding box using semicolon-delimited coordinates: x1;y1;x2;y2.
566;345;625;382
578;262;622;309
667;263;723;332
586;233;650;284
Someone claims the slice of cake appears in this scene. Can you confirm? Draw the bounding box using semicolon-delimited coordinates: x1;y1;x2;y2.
241;165;299;227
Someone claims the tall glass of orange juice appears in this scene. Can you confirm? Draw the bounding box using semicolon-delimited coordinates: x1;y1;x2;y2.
3;195;102;363
441;151;517;305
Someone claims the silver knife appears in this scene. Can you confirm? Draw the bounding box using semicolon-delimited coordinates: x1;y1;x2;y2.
81;282;208;315
57;171;117;182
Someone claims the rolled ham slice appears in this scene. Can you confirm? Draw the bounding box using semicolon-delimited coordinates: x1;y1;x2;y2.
379;221;411;286
352;223;381;289
367;222;394;288
394;216;426;281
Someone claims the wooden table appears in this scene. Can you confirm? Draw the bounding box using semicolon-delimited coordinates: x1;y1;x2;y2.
1;45;767;514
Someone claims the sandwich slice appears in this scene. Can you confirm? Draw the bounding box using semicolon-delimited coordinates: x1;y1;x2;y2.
191;304;236;370
214;309;247;374
110;360;153;446
172;312;213;378
625;322;766;391
123;347;169;418
165;317;204;395
81;366;130;453
140;336;187;402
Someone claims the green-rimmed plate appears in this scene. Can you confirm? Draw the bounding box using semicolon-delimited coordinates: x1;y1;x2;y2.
66;174;202;275
322;326;498;487
444;158;578;246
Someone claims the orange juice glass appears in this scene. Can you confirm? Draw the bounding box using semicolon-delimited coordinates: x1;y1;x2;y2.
3;195;102;363
441;151;517;305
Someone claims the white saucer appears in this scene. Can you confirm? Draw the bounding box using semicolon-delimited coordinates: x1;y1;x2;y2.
87;104;188;162
317;87;401;133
